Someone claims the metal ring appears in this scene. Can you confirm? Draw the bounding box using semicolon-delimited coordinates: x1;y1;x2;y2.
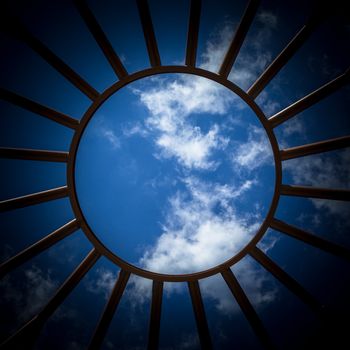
67;65;282;282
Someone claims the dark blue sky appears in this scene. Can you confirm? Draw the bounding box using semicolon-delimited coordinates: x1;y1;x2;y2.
0;0;350;349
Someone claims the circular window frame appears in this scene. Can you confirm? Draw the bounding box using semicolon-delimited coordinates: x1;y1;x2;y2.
67;65;282;282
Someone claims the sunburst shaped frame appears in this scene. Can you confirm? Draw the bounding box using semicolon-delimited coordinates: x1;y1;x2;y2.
0;0;349;349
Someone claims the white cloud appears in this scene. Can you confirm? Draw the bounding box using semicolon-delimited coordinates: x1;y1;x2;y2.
199;12;280;116
284;149;350;188
228;12;278;91
256;11;278;28
280;117;306;138
125;275;152;310
91;114;121;149
257;228;280;254
199;11;277;81
284;149;350;220
200;24;234;73
133;74;234;170
122;121;149;138
276;117;307;150
121;172;277;316
200;260;277;316
0;265;58;322
129;12;279;170
155;124;227;170
85;268;117;300
22;266;58;320
231;125;273;170
256;90;281;116
122;17;280;315
101;128;120;149
138;176;258;275
296;212;322;229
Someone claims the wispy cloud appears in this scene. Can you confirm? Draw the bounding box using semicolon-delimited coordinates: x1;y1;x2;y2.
0;265;58;323
201;260;277;316
132;74;234;170
200;23;234;73
155;123;227;170
198;12;281;116
118;16;280;314
280;117;306;139
91;115;121;150
177;333;200;350
139;176;258;274
231;125;273;171
122;121;149;138
101;128;120;149
85;268;117;300
229;11;278;91
307;53;342;78
284;149;350;221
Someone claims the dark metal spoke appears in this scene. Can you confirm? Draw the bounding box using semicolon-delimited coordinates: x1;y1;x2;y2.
221;268;273;349
249;246;322;313
0;249;100;349
39;248;100;320
0;147;68;162
270;219;350;261
247;16;322;99
148;280;163;350
218;0;260;78
1;17;99;100
136;0;161;67
88;270;130;350
281;184;350;201
280;135;350;160
185;0;201;67
269;68;350;128
74;0;128;79
0;186;68;212
188;281;212;350
0;219;79;279
0;88;79;129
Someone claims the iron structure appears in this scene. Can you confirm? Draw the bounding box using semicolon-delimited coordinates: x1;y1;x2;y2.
0;0;349;349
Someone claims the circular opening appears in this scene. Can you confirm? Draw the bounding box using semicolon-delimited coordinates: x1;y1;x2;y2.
74;72;276;275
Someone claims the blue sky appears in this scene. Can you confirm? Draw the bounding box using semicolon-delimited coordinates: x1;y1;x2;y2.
76;73;275;273
0;0;350;349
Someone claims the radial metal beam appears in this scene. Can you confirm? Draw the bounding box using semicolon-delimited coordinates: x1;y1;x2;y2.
249;246;322;313
188;281;212;350
218;0;260;78
39;248;100;321
147;280;163;350
88;269;130;350
0;219;79;279
221;268;274;349
269;68;350;128
136;0;161;67
270;219;350;261
0;186;68;212
280;184;350;201
0;88;79;129
0;147;69;162
185;0;201;67
74;0;128;79
247;16;322;99
1;17;99;100
0;249;100;349
280;135;350;161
